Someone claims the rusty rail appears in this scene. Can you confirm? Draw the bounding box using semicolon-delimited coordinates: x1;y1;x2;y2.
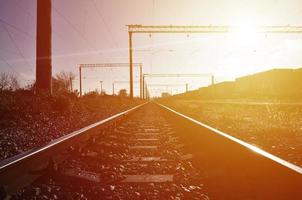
157;102;302;199
0;102;147;195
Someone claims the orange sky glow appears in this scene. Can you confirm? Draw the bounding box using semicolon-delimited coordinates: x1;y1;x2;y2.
1;0;302;96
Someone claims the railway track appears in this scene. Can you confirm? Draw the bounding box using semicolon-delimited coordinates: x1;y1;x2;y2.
0;102;301;199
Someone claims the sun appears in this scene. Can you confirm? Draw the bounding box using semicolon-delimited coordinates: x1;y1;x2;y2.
228;25;262;48
219;24;264;80
229;23;263;50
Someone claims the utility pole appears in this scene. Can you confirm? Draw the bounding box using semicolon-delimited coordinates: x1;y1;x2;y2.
147;84;188;96
142;76;145;99
144;83;148;100
112;82;115;96
128;32;134;98
79;66;82;96
112;81;139;97
70;77;73;92
140;64;143;99
100;81;103;95
211;75;215;85
36;0;52;95
78;63;142;98
146;84;150;100
143;73;212;99
127;24;302;98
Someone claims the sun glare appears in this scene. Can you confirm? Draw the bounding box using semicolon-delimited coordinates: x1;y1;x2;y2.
229;25;262;47
218;24;264;80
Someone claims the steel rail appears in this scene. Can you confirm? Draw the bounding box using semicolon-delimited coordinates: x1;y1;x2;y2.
0;102;147;194
156;102;302;199
1;101;301;198
157;102;302;174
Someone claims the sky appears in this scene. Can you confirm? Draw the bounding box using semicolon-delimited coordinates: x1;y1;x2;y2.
1;0;302;96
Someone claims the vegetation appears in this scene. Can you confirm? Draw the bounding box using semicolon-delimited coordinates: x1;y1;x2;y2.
0;72;143;160
0;72;20;91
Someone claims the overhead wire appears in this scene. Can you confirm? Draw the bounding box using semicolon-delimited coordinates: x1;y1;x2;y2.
1;22;35;74
0;53;28;82
0;1;36;82
52;5;106;58
52;2;111;83
0;18;35;41
91;0;127;63
17;3;78;70
0;1;37;77
13;0;98;79
151;0;155;73
90;0;119;50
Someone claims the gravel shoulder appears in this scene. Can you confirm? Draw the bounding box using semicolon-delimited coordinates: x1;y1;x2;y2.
0;95;143;161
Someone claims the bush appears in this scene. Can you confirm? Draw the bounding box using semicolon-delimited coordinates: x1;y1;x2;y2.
51;94;73;112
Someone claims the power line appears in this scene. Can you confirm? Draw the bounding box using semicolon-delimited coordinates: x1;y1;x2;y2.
90;0;119;49
90;0;123;62
10;0;115;72
1;23;35;74
0;1;36;84
152;0;155;24
12;0;87;69
12;0;106;72
52;5;103;55
0;18;35;40
13;0;35;18
0;47;19;55
0;54;28;82
0;2;68;56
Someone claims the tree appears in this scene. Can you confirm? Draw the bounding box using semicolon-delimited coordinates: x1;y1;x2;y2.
9;74;20;90
0;72;20;91
0;72;9;91
100;90;107;96
161;92;171;98
118;89;127;97
52;71;75;94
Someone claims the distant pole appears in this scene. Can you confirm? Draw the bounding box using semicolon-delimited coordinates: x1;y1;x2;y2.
211;75;215;85
129;32;134;98
112;82;115;95
144;83;148;99
70;77;73;92
142;75;145;99
186;83;188;92
100;81;103;94
79;66;82;96
140;64;142;99
146;84;149;100
36;0;52;95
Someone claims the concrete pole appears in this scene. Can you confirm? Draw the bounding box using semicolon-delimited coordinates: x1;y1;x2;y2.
112;82;115;96
142;75;145;99
211;75;215;85
145;83;148;99
70;77;73;92
79;66;82;96
129;32;133;98
36;0;52;95
140;65;142;99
